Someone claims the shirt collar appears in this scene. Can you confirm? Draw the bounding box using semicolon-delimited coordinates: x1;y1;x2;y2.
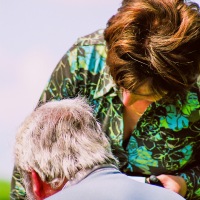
62;164;118;190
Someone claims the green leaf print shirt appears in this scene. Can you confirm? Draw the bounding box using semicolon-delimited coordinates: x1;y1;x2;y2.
11;29;200;200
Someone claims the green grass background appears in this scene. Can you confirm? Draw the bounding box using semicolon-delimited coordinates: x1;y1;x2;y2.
0;179;10;200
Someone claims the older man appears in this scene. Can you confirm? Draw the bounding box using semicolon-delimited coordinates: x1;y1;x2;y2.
14;97;184;200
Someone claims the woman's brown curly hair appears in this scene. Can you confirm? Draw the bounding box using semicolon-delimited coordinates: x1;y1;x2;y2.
104;0;200;100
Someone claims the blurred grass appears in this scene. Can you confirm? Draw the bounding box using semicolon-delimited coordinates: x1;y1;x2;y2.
0;179;10;200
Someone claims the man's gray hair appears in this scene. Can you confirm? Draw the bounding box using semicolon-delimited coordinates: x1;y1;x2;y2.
14;97;118;194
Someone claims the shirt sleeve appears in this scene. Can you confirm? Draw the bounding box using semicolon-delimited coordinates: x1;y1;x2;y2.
11;30;107;198
177;154;200;199
10;44;81;199
39;45;79;104
178;91;200;200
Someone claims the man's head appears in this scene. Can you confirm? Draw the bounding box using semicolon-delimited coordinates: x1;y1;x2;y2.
105;0;200;101
14;97;118;200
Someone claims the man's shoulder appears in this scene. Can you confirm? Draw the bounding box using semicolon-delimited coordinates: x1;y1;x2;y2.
46;168;185;200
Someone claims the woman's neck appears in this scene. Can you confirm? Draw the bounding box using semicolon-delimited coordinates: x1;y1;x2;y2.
123;105;142;142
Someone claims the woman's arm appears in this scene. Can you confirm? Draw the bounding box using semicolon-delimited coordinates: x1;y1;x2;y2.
11;29;107;199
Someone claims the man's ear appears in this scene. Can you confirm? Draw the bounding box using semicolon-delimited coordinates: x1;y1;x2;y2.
31;170;68;199
31;170;44;200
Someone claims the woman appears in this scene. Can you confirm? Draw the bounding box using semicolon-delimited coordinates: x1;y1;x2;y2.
11;0;200;199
